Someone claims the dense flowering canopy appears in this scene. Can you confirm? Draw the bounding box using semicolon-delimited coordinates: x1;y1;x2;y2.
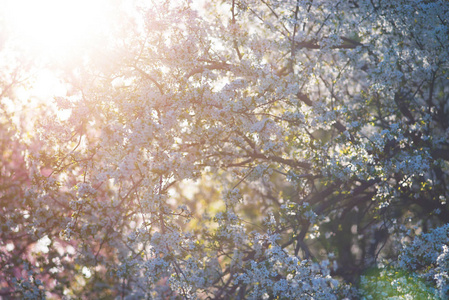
1;0;449;298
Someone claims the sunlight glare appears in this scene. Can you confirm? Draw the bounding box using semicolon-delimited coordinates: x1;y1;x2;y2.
5;0;113;60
